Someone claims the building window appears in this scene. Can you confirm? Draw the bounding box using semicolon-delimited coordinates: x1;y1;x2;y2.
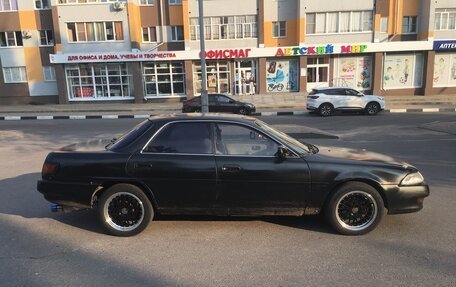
380;17;388;33
190;15;257;40
193;61;231;95
306;11;373;34
0;31;23;47
143;62;185;97
39;30;54;46
402;16;417;34
43;66;56;81
307;56;329;87
142;27;157;43
383;53;424;89
0;0;18;11
334;56;372;90
66;63;133;99
435;9;456;30
59;0;121;3
433;53;456;87
67;22;123;42
169;0;181;4
170;26;184;41
266;60;298;92
140;0;154;4
3;67;27;83
35;0;50;9
272;21;286;38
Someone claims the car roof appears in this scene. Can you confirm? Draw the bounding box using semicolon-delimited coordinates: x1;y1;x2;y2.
148;113;256;124
313;87;356;91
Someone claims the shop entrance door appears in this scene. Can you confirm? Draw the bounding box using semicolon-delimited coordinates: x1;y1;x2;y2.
307;56;329;92
235;60;256;95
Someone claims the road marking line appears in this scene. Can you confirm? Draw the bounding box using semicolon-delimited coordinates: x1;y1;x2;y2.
422;108;439;113
134;115;150;119
389;109;407;113
261;112;278;116
37;116;54;120
102;115;119;119
69;115;86;120
4;116;21;120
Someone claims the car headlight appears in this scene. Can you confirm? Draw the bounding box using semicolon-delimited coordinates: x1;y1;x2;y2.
400;172;424;186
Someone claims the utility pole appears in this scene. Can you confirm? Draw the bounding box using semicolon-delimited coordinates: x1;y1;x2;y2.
198;0;209;113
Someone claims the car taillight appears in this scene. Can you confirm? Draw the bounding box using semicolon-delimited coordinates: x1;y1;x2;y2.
42;162;59;176
308;96;319;99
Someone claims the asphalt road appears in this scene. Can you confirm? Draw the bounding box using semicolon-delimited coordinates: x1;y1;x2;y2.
0;113;455;287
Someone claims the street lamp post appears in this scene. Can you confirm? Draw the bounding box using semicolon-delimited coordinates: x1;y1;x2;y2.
198;0;209;113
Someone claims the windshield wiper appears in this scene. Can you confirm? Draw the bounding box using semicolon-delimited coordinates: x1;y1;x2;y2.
307;143;319;154
105;137;117;150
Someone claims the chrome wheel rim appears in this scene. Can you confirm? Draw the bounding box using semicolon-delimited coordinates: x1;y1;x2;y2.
367;103;379;115
320;105;332;116
103;192;145;232
335;191;377;231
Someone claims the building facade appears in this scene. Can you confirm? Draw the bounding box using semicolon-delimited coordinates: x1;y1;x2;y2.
0;0;455;105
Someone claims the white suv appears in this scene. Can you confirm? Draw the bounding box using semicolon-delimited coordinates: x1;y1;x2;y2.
307;87;385;116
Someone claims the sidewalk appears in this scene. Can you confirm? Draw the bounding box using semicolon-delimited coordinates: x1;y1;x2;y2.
1;93;455;118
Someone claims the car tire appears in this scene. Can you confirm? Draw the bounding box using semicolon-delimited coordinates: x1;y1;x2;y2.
325;182;384;235
365;102;380;115
98;183;153;237
237;107;249;115
319;103;333;117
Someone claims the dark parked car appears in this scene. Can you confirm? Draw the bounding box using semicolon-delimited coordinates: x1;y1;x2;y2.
182;94;256;115
38;114;429;236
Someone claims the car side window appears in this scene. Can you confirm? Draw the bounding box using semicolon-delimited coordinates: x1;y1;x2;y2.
217;95;231;103
345;89;359;96
144;122;212;154
208;95;217;103
214;123;279;156
334;89;346;96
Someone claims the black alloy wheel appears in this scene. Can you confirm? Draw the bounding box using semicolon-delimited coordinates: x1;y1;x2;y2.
366;102;380;115
319;103;333;117
325;182;384;235
238;107;249;115
99;184;153;237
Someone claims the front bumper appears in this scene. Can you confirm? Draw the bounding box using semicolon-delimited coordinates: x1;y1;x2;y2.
37;179;99;209
382;183;430;214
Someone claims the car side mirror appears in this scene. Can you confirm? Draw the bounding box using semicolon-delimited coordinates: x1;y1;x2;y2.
357;93;364;97
276;146;289;160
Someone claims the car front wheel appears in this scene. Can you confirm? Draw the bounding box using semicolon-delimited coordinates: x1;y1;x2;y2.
365;102;380;115
325;182;384;235
319;103;333;117
237;107;249;115
98;183;153;237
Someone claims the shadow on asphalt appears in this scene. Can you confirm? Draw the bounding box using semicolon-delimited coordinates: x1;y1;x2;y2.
0;172;336;236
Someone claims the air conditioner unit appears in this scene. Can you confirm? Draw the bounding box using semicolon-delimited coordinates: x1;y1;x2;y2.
112;1;125;11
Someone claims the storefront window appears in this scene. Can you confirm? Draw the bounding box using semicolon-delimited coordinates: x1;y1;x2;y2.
193;61;231;95
433;53;456;87
66;63;133;100
143;62;185;97
334;56;372;90
383;53;424;89
266;59;299;92
234;60;257;95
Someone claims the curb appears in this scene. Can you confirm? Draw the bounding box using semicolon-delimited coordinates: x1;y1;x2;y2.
0;108;455;121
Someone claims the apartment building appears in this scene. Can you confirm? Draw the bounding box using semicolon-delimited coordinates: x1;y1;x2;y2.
0;0;455;105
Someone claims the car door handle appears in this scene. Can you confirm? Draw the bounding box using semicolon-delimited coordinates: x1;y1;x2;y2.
222;164;241;172
134;163;153;168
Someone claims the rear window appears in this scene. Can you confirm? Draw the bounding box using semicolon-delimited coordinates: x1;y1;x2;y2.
107;120;153;151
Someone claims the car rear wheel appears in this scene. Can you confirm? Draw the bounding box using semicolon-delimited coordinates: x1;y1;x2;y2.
98;184;153;237
325;182;384;235
237;107;249;115
319;103;333;117
365;102;380;115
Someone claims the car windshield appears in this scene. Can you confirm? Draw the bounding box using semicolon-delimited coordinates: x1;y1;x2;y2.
255;120;311;155
106;119;152;151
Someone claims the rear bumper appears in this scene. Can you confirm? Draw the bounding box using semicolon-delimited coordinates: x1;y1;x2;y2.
37;179;98;208
382;184;430;214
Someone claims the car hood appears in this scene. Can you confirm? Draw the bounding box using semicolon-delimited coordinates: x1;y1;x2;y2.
59;139;110;152
316;146;415;170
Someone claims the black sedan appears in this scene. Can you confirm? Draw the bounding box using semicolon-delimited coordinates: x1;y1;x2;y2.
38;114;429;237
182;94;256;115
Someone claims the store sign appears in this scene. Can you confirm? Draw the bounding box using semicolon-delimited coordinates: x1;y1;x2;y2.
50;51;177;63
201;49;252;59
433;40;456;51
275;44;368;57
